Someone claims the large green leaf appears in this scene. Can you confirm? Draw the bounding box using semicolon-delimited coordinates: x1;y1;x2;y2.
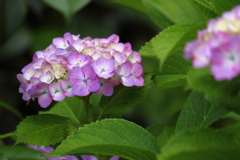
142;0;203;29
187;67;240;112
175;92;229;133
193;0;215;11
0;100;23;120
15;114;69;147
158;123;240;160
0;146;47;160
211;0;240;15
41;0;91;23
153;51;191;90
39;97;88;125
99;74;152;114
139;23;206;68
45;119;160;160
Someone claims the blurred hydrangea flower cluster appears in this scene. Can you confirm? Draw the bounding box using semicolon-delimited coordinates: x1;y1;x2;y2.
29;145;119;160
17;33;144;108
184;6;240;80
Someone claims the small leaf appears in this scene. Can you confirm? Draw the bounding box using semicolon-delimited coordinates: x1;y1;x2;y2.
45;119;160;160
153;51;191;90
158;123;240;160
211;0;240;15
15;114;69;147
142;0;203;29
175;92;229;133
0;146;47;160
156;127;175;148
99;74;152;114
0;100;23;120
42;0;91;23
139;23;206;68
39;97;88;125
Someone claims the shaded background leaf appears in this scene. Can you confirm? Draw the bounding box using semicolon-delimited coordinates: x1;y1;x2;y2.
41;0;91;23
158;123;240;160
175;92;229;133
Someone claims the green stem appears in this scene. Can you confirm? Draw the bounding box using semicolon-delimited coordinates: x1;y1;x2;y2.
0;132;16;139
96;108;105;121
81;95;94;123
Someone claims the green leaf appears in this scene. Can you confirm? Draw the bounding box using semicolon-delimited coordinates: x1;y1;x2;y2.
142;0;203;29
0;100;23;120
175;92;229;133
146;122;166;138
39;97;88;125
187;67;240;112
113;0;147;12
41;0;91;23
193;0;215;11
190;0;218;19
156;127;175;148
45;119;160;160
99;74;152;114
0;153;7;160
15;114;69;147
139;23;206;68
158;123;240;160
0;146;47;160
211;0;240;15
153;51;191;90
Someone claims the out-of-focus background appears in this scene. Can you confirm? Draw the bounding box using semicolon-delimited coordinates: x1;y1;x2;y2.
0;0;190;145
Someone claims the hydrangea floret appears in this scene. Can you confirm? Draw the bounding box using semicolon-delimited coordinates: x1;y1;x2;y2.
184;5;240;81
17;33;144;108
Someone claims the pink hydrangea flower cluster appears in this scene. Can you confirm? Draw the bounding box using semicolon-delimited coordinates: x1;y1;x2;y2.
184;5;240;80
17;33;144;108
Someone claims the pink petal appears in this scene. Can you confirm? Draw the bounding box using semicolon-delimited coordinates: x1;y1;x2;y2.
121;76;134;87
73;81;89;96
49;82;65;101
87;78;100;92
131;63;143;77
133;76;144;86
38;91;52;108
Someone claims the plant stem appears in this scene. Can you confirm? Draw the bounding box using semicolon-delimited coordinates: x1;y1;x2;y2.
0;132;16;139
81;95;95;123
96;108;105;121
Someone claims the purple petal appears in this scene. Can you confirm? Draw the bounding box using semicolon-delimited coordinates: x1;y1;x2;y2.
87;78;100;92
69;67;84;84
131;63;143;77
82;64;97;80
49;82;65;101
121;76;134;87
38;91;52;108
133;76;144;86
110;156;119;160
81;155;98;160
72;81;89;96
